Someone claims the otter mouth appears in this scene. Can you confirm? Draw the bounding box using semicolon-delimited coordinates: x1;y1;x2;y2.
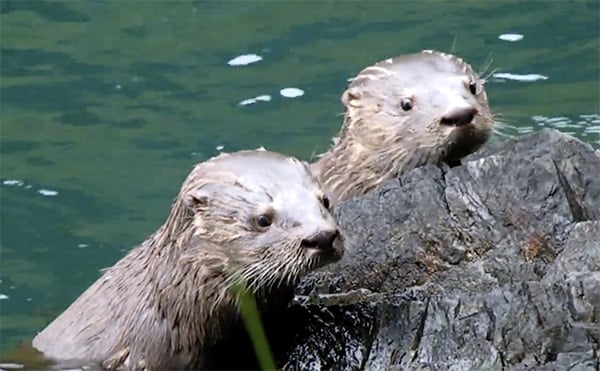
440;107;478;127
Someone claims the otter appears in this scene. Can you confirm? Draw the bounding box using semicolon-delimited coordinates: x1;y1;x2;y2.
311;49;494;203
32;149;344;370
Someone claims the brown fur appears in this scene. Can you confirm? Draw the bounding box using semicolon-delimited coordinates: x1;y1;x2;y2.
312;50;494;203
32;150;343;370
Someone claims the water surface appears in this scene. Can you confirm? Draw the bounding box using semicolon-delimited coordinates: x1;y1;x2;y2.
1;0;599;359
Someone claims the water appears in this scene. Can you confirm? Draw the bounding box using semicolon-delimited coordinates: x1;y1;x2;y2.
0;0;598;361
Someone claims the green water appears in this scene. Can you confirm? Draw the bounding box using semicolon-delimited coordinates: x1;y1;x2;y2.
0;0;599;358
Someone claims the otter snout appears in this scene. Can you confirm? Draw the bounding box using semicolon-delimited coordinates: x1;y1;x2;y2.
301;230;340;250
441;107;478;127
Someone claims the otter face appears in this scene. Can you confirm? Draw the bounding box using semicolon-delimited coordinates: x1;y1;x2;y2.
181;150;343;293
341;49;494;170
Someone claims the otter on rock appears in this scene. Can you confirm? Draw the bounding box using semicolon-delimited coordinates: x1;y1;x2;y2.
32;150;344;370
311;49;494;203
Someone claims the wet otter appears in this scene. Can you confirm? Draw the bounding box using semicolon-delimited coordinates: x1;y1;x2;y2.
32;150;343;370
311;50;494;203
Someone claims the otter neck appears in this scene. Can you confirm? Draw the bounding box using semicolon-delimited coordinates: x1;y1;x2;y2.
312;122;423;203
145;199;195;256
134;200;235;352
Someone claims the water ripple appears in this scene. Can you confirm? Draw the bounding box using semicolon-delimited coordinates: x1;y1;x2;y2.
496;114;600;146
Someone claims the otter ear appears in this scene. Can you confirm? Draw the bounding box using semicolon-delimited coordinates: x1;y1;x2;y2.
183;188;211;210
341;87;361;107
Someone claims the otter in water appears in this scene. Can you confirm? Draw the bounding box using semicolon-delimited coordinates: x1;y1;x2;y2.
32;150;343;370
311;50;494;203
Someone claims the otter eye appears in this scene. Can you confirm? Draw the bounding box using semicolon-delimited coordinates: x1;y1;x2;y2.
468;81;477;95
400;98;413;111
322;195;330;210
256;214;272;228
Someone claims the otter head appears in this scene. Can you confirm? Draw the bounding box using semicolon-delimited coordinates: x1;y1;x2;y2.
314;49;494;203
178;149;343;299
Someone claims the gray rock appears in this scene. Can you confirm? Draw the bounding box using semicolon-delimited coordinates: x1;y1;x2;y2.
278;129;600;371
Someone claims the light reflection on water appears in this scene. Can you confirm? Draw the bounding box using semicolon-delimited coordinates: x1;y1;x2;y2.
0;0;598;363
495;113;600;144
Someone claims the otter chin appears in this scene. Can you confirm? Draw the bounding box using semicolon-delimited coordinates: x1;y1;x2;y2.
311;49;494;203
32;149;344;370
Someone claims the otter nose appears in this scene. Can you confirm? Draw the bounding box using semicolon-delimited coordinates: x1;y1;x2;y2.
441;107;478;127
301;230;339;250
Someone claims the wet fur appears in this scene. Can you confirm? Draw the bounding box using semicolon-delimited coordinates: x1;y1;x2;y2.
311;50;494;203
32;150;342;370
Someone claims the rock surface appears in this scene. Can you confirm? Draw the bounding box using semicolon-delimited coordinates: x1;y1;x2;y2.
277;129;599;371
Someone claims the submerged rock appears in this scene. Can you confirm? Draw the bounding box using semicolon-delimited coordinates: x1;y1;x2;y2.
278;129;600;370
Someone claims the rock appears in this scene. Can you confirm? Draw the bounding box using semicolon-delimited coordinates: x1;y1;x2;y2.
277;129;600;371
